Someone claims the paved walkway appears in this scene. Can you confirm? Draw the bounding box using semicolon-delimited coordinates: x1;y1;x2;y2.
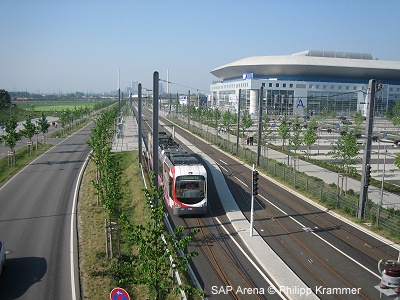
111;114;140;152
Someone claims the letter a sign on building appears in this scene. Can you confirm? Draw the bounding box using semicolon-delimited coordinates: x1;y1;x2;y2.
296;98;304;108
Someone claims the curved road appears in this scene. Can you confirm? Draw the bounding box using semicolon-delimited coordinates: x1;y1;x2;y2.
0;123;92;299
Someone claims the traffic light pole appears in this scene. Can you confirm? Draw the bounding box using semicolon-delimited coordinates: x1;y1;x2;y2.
250;164;259;236
358;79;376;220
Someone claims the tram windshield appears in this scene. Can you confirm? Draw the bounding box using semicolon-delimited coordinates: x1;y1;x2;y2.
175;175;206;204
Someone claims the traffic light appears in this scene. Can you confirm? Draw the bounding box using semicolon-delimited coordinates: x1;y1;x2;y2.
252;170;259;195
365;164;371;187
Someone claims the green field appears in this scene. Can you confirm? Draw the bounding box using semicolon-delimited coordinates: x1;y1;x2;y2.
13;100;96;112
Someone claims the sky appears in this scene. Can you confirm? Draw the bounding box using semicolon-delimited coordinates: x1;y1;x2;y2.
1;0;400;95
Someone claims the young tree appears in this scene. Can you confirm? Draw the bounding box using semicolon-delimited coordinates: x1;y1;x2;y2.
240;110;252;145
221;110;232;134
278;121;290;150
392;101;400;139
303;127;318;159
289;122;302;154
37;112;50;144
328;132;360;191
115;174;203;299
21;114;37;155
261;114;273;157
303;118;318;159
3;115;20;166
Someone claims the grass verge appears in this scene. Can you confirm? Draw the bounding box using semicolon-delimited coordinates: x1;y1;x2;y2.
78;150;151;299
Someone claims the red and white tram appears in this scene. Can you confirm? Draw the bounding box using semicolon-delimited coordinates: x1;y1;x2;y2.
148;132;207;215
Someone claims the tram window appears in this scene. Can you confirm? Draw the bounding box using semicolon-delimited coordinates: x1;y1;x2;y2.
176;180;205;199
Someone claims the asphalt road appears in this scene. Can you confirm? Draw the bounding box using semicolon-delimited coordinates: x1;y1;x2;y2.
0;122;92;299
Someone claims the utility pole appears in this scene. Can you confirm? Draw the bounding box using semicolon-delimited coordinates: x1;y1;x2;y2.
138;83;142;165
153;71;159;194
257;86;263;166
187;90;190;130
236;89;241;156
118;67;121;116
358;79;376;220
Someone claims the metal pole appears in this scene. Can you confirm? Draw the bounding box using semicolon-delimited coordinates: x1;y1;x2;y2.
257;87;263;166
187;90;190;129
358;79;376;220
250;164;255;237
118;67;121;115
153;72;159;193
138;83;142;165
236;89;241;155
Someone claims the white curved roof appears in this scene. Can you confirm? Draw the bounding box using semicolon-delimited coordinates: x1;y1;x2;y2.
211;51;400;81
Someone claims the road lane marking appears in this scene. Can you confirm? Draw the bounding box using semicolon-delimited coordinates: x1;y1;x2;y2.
257;194;380;279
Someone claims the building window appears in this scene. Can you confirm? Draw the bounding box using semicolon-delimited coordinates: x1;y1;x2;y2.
283;83;286;87
331;85;335;89
262;83;265;87
346;86;349;90
269;83;272;87
316;85;320;89
276;83;279;87
290;84;293;88
338;86;342;90
323;85;327;89
309;84;313;89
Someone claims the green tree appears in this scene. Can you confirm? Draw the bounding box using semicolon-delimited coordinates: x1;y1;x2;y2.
21;114;37;155
278;121;290;150
261;114;273;157
303;127;318;159
303;118;318;159
394;153;400;170
289;122;303;155
114;173;203;299
0;89;11;109
221;110;232;134
3;115;20;166
240;110;252;145
328;132;360;182
37;112;50;144
392;101;400;139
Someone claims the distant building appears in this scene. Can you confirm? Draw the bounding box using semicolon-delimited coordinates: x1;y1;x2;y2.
210;50;400;116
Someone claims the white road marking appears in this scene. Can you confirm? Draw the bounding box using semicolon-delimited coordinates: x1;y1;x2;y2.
257;194;380;279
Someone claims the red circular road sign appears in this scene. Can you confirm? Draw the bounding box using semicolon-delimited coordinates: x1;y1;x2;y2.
110;287;130;300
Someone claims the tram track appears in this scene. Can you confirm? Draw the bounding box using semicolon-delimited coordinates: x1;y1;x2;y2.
182;215;267;300
214;155;389;299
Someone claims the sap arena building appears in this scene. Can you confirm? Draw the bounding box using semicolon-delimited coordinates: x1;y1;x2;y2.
210;50;400;117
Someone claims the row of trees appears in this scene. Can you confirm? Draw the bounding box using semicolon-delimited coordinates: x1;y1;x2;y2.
172;104;366;182
87;105;202;299
0;112;50;166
